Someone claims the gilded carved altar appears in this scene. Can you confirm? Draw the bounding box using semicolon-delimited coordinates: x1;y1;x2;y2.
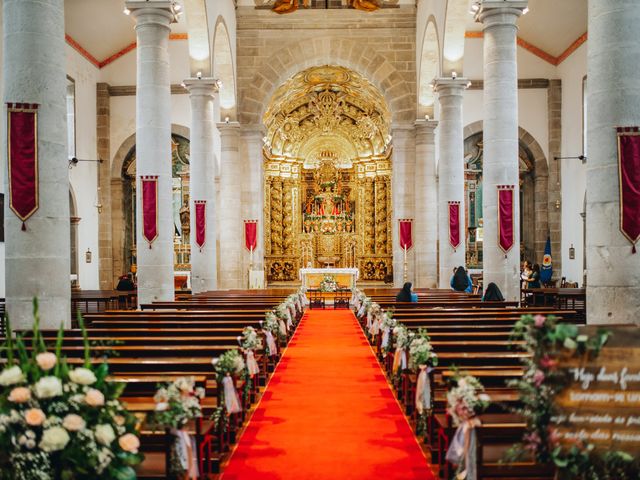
263;66;393;283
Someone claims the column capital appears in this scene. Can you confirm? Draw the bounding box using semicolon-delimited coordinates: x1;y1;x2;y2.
125;1;176;27
183;78;220;97
216;121;241;132
433;77;471;95
474;1;528;28
414;119;439;133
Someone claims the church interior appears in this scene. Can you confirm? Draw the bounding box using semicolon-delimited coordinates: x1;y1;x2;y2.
0;0;639;479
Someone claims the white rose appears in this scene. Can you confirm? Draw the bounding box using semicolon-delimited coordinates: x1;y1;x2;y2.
0;366;25;386
40;426;70;452
36;352;57;371
68;368;97;386
62;414;86;432
95;424;116;446
34;376;63;399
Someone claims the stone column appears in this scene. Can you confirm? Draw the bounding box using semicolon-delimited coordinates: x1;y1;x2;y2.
434;78;469;288
97;83;114;289
127;1;175;305
218;122;242;289
475;1;527;301
3;0;70;328
586;0;640;324
391;124;416;286
184;78;219;293
414;119;439;288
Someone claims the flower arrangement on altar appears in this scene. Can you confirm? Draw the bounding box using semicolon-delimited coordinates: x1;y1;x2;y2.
151;377;203;479
504;314;632;479
0;301;142;480
445;372;491;480
318;274;338;292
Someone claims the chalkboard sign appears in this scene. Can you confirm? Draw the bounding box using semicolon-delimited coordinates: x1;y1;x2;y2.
552;326;640;455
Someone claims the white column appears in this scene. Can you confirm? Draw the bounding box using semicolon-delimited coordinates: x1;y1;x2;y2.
392;124;416;287
3;0;70;328
475;1;527;301
127;1;175;305
435;77;470;288
218;122;242;289
414;119;439;288
184;78;218;293
586;0;640;324
240;127;265;283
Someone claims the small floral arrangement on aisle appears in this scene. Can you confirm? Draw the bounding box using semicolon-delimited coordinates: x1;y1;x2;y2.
391;323;414;374
379;309;396;352
356;295;372;319
265;311;287;342
275;302;293;332
319;274;338;292
366;303;383;337
211;350;246;416
238;327;262;377
297;286;309;308
0;300;142;480
445;372;491;480
261;313;281;357
286;293;301;319
151;377;204;479
408;329;439;424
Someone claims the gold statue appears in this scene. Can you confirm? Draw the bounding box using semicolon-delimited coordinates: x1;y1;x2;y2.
272;0;310;14
349;0;380;12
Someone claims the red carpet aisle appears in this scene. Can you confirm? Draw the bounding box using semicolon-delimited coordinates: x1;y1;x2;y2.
222;310;435;479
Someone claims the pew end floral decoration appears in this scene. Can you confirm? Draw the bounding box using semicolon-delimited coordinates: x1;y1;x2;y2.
211;349;245;419
151;377;203;479
445;372;490;480
238;326;262;378
379;309;396;353
505;314;637;479
408;329;439;433
261;312;283;356
0;300;142;480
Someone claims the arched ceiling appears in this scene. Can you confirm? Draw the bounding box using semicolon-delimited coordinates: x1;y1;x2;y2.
212;18;237;118
418;18;439;117
263;65;391;166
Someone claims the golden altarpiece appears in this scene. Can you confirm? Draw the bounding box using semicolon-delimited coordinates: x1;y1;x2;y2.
263;66;393;284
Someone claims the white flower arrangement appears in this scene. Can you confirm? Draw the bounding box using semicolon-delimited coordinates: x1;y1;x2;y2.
264;311;286;341
319;274;338;292
446;373;491;426
151;376;204;430
408;329;439;370
0;299;143;479
239;326;263;352
393;324;415;350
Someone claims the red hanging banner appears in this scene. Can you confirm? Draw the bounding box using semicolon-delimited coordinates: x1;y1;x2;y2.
498;185;515;254
194;200;206;251
244;220;258;251
448;201;461;249
399;219;413;250
7;103;39;230
140;176;158;248
617;127;640;253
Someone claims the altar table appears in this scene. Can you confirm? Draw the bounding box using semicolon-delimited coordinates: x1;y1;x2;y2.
299;268;359;289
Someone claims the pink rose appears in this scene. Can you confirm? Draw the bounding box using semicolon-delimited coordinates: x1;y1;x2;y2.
540;355;558;369
36;352;57;371
548;427;561;446
85;388;105;407
118;433;140;453
24;408;46;426
533;369;545;387
534;315;546;328
62;414;86;432
8;387;31;403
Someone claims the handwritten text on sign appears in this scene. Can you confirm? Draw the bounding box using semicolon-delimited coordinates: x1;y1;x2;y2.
553;327;640;455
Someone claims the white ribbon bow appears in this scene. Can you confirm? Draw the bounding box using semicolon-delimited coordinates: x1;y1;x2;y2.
222;374;242;414
381;327;391;350
264;330;278;356
415;365;433;414
392;347;407;373
171;428;199;479
445;419;480;480
246;350;260;377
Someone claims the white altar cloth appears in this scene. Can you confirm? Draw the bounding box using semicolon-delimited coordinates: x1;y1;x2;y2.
299;268;359;289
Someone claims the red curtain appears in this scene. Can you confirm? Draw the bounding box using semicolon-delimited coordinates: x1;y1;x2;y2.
498;185;515;253
448;202;460;249
399;219;413;250
141;176;158;247
194;201;206;250
245;220;258;251
617;127;640;253
7;103;39;230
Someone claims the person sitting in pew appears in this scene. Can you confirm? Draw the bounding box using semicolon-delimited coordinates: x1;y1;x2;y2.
116;273;136;292
396;282;418;302
526;264;541;289
450;266;473;293
482;282;504;301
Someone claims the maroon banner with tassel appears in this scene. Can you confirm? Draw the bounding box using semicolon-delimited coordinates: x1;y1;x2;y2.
7;103;39;230
194;200;206;251
244;220;258;251
399;219;413;250
498;185;515;254
448;202;461;250
140;176;158;248
617;127;640;253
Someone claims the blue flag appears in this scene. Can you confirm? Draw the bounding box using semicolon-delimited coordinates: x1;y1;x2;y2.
540;237;552;283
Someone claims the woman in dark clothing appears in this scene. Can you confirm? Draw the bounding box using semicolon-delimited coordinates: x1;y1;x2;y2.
396;282;413;302
450;266;472;293
482;282;504;301
527;264;542;288
116;273;136;291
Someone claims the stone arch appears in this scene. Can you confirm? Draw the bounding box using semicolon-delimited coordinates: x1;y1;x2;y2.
212;16;237;121
463;120;550;264
442;0;469;75
240;37;415;125
418;16;440;117
183;0;212;76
